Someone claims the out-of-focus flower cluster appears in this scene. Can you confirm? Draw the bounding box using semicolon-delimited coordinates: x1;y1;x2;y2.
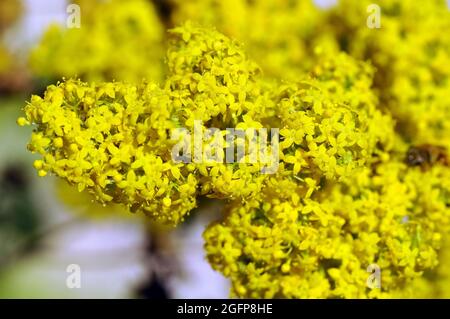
0;0;23;75
169;0;332;80
20;0;450;298
29;0;164;82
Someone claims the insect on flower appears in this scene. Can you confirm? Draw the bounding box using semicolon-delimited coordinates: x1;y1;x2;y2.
405;144;449;170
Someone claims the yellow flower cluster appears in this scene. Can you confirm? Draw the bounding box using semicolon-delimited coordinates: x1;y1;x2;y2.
204;158;450;298
171;0;450;150
19;79;198;224
20;0;450;299
166;24;392;199
29;0;164;82
20;24;391;226
168;0;450;298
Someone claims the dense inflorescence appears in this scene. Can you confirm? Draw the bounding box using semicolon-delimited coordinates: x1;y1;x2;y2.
204;160;450;298
20;24;391;225
19;79;199;224
20;0;450;298
170;0;450;150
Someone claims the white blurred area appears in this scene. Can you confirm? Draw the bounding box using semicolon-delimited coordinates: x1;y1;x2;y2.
0;213;149;298
167;204;230;299
4;0;66;53
0;172;229;298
